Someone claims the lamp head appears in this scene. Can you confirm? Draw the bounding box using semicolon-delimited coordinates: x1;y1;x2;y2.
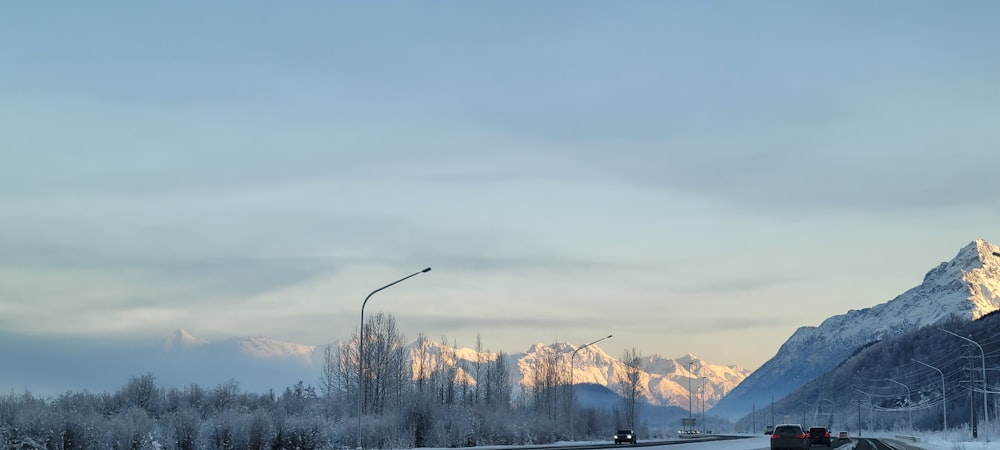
422;267;432;273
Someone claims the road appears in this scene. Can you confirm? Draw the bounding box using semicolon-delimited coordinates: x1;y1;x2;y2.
851;437;926;450
533;435;926;450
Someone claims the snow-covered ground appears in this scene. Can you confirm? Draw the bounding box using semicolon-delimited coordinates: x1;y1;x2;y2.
870;430;1000;450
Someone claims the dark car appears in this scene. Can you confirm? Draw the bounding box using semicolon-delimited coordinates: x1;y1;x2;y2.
808;426;831;446
770;424;809;450
614;429;636;445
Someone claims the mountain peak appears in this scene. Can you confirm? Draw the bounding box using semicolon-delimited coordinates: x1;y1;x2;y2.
508;343;747;410
163;329;208;351
973;239;1000;263
713;239;1000;419
675;353;700;365
234;336;315;362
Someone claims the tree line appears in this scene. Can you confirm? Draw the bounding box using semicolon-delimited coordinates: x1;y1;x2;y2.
1;312;648;449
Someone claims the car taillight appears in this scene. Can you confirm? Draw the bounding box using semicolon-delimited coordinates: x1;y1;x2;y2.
825;432;830;438
770;434;779;439
798;433;807;439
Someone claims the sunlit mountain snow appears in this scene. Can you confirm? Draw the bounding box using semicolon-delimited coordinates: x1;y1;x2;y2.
713;239;1000;419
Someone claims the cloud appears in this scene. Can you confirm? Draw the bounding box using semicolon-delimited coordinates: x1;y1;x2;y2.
670;276;798;296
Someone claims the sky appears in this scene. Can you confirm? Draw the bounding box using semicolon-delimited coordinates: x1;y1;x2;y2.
3;1;1000;390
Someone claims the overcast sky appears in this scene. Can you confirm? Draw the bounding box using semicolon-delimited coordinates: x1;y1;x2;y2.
3;1;1000;385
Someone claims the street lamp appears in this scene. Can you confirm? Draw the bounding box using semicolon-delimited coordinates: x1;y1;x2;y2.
913;358;947;431
800;401;815;428
885;378;912;430
939;328;988;440
818;397;835;427
358;267;431;450
569;334;612;441
701;377;708;433
855;389;872;435
688;361;696;426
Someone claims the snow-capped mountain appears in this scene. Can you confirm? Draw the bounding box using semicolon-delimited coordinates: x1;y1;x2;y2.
521;344;748;410
711;239;1000;419
162;328;208;350
234;336;315;363
155;331;748;411
411;339;749;410
162;329;315;363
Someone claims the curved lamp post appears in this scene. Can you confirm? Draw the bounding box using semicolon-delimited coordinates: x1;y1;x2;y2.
912;358;947;431
569;334;612;440
885;378;911;430
358;267;431;450
817;397;836;427
800;401;815;428
939;328;988;440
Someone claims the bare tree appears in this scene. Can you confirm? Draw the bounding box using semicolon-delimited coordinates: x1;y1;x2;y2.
335;338;359;412
473;335;485;405
319;344;337;399
531;345;567;421
484;350;512;409
412;333;432;394
433;335;458;406
618;347;644;428
362;312;410;414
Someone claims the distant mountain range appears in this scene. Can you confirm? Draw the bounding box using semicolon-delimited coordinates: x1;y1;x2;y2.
164;329;315;363
160;329;749;411
710;239;1000;419
10;239;996;427
411;339;750;410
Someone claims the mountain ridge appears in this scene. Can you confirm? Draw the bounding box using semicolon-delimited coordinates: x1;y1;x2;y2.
158;330;749;410
711;239;1000;419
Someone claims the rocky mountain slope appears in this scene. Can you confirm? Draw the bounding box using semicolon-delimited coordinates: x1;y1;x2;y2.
711;239;1000;419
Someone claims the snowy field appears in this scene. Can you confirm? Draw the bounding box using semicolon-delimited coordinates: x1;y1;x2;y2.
876;430;1000;450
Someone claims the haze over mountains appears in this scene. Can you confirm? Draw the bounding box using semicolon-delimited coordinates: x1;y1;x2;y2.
6;238;999;431
3;325;749;403
711;239;1000;419
160;329;750;410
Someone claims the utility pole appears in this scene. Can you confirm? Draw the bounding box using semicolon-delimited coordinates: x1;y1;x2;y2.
857;400;862;437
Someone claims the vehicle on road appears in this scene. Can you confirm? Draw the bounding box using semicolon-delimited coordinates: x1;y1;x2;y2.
770;424;809;450
808;426;831;446
677;430;701;439
765;425;774;435
614;429;636;445
837;431;849;441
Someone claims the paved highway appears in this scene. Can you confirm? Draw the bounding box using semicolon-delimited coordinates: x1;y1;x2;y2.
493;435;752;450
512;435;920;450
851;437;925;450
520;435;926;450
